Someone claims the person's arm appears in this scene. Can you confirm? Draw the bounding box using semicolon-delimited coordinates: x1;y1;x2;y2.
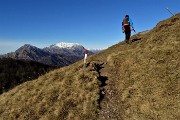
122;20;125;33
122;21;124;30
129;19;134;29
129;19;136;32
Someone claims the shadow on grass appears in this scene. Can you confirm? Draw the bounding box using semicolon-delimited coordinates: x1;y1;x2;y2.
131;38;142;42
93;62;108;109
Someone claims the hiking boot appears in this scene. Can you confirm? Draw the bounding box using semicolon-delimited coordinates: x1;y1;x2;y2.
125;39;129;44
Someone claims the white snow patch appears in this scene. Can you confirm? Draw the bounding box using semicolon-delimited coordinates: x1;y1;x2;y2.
54;42;80;48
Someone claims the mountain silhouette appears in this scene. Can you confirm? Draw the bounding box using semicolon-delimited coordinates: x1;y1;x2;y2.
1;43;91;66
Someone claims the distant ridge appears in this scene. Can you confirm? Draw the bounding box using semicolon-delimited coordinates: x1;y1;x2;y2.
43;42;94;57
0;42;94;66
87;48;105;54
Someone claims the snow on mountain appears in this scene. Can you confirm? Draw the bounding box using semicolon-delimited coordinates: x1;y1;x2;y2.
48;42;105;54
87;48;105;54
54;42;81;49
43;42;88;57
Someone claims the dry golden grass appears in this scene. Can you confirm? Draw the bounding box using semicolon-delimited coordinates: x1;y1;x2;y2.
0;62;102;120
97;13;180;120
0;13;180;120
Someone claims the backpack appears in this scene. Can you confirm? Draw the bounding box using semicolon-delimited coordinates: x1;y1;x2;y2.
123;18;130;26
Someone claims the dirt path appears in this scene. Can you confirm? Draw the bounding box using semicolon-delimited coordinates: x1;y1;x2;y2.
97;61;123;120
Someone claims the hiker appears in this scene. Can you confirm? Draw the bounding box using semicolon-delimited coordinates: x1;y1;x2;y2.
122;15;134;43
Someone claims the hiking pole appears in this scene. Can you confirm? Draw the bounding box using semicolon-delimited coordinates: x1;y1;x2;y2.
166;7;174;16
133;29;136;33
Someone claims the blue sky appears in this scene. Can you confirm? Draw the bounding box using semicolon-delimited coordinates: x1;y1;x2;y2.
0;0;179;54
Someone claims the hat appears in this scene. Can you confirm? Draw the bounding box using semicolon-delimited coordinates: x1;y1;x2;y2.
125;15;129;18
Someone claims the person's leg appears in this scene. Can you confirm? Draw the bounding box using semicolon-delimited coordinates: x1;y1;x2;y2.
125;33;129;43
127;31;131;42
124;26;131;43
125;31;131;43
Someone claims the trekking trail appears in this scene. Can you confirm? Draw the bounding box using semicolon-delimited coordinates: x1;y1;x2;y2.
93;51;125;120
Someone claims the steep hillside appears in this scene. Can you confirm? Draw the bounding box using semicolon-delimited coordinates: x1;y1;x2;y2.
0;61;102;119
96;13;180;119
0;58;55;94
0;13;179;120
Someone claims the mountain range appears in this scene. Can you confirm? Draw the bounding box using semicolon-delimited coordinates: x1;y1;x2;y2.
0;42;97;66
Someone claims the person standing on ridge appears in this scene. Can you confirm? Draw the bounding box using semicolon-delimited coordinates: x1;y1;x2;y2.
122;15;134;43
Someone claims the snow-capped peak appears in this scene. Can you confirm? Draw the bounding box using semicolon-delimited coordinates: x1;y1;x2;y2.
87;48;106;54
87;48;105;51
54;42;81;48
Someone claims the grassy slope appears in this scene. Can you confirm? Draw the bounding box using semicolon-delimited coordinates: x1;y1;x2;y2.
0;14;180;120
0;61;102;120
96;14;180;120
